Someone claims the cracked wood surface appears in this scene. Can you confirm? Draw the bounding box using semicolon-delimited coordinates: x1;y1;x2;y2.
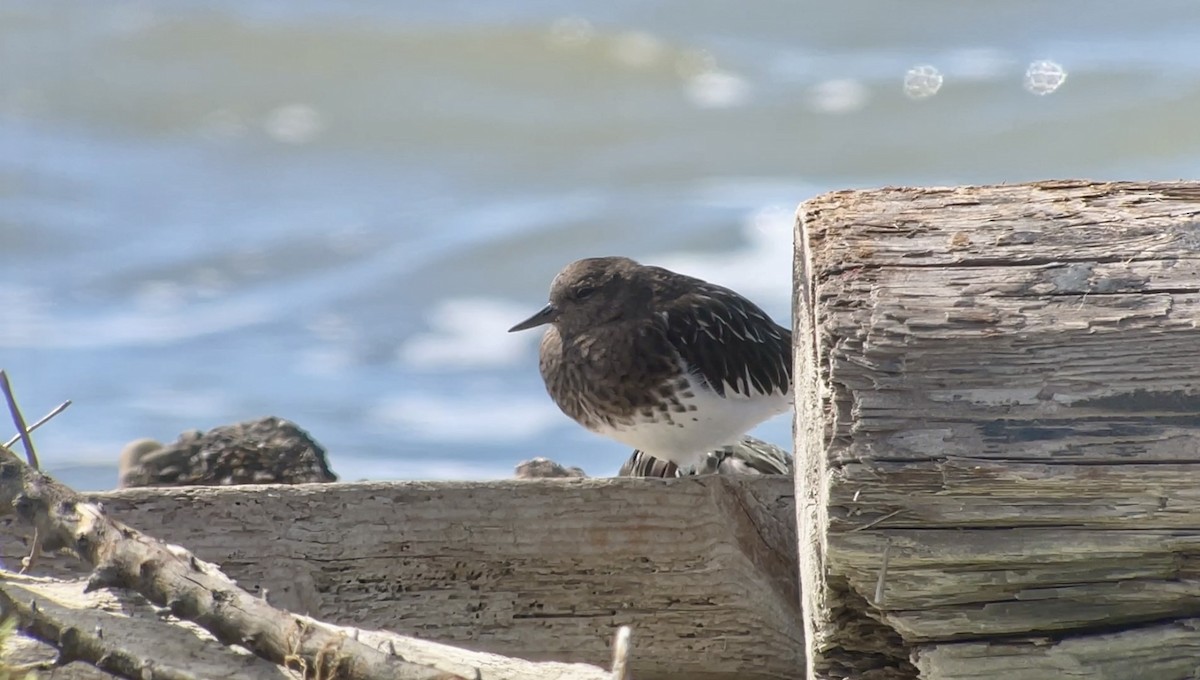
0;476;802;680
794;180;1200;680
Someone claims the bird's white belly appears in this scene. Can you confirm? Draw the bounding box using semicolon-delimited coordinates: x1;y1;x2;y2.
591;384;791;470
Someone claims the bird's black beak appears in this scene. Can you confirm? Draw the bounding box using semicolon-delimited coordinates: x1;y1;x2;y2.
508;303;559;332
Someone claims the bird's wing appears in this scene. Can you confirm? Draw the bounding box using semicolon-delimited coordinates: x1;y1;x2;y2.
659;285;792;399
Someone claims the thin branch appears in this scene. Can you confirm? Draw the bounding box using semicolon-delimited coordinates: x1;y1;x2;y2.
4;400;72;449
19;527;41;575
0;371;39;469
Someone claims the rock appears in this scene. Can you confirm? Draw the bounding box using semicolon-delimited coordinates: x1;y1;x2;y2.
118;417;337;488
514;457;587;479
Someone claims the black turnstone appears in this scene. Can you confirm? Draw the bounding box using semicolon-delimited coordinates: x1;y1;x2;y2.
508;256;792;472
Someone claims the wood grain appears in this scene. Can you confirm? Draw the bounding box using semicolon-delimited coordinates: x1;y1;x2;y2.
0;477;802;680
794;180;1200;680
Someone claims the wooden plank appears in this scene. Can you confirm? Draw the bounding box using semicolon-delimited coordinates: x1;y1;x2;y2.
0;477;802;680
794;180;1200;680
913;619;1200;680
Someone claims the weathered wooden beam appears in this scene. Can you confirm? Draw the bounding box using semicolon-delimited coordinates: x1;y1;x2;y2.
794;180;1200;679
0;477;802;680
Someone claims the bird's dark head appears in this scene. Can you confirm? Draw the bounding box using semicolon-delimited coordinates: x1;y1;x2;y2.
508;256;648;334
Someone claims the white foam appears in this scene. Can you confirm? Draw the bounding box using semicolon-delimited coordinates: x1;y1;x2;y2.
369;392;562;443
296;346;357;376
547;16;595;49
398;298;539;370
0;284;272;349
610;31;666;69
263;104;324;144
653;203;795;314
686;70;752;109
127;387;233;420
25;433;129;468
808;78;870;114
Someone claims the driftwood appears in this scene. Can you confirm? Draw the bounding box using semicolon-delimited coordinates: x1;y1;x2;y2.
0;573;619;680
0;444;470;680
0;443;661;679
0;573;291;679
793;180;1200;679
0;474;802;680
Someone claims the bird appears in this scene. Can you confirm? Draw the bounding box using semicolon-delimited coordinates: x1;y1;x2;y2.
508;256;792;472
619;435;793;478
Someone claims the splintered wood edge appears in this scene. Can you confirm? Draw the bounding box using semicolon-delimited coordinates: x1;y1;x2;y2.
793;201;831;680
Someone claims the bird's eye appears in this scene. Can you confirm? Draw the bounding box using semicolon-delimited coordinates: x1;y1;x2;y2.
575;285;596;300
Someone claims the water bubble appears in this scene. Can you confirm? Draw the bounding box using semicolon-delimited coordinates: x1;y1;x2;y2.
1024;60;1067;95
809;79;869;114
685;71;751;109
904;64;944;99
548;17;594;49
610;31;665;69
398;299;534;370
263;104;323;144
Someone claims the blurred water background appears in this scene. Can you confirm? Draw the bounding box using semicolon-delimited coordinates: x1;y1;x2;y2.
4;0;1200;490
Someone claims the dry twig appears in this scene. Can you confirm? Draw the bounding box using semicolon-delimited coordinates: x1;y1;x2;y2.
0;372;39;469
4;399;72;450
